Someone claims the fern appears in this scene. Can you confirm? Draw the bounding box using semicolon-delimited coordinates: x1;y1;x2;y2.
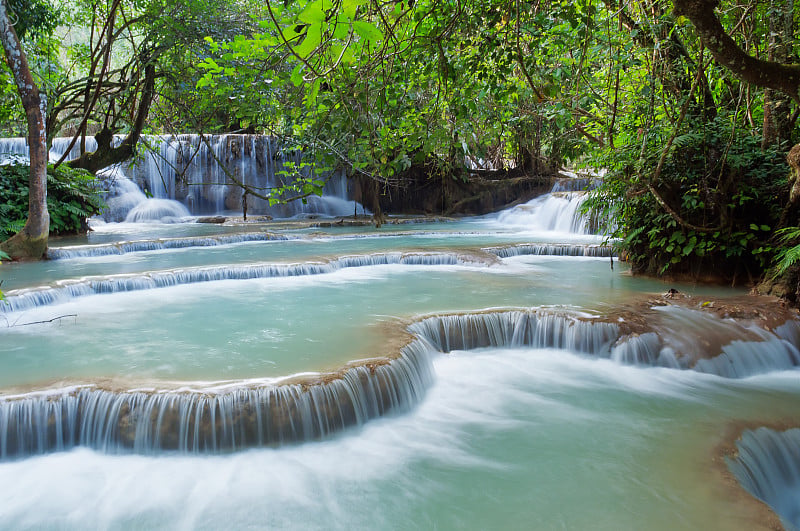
0;164;105;238
772;227;800;276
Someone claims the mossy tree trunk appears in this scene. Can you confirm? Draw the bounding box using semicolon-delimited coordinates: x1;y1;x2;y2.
0;0;49;260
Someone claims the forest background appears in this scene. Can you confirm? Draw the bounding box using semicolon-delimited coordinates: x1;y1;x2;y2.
1;0;800;297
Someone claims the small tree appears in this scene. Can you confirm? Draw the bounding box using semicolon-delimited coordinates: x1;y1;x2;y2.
0;0;49;259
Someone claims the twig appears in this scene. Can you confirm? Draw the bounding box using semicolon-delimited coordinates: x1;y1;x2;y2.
4;314;78;328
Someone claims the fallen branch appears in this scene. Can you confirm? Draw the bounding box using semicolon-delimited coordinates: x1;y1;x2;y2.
2;314;78;328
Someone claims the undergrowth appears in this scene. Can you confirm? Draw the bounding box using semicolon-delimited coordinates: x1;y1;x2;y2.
584;117;788;282
0;164;105;241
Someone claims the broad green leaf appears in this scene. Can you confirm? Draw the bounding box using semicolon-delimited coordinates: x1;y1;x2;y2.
333;19;350;40
352;20;382;43
295;23;322;57
298;0;327;24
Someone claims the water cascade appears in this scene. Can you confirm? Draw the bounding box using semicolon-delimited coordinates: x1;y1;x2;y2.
0;252;480;314
485;243;614;258
0;341;433;459
0;135;367;220
46;236;612;262
726;428;800;530
46;232;298;260
495;191;594;233
409;310;619;355
125;135;363;218
409;308;800;377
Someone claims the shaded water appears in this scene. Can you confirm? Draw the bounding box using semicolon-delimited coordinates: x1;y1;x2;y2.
1;182;798;529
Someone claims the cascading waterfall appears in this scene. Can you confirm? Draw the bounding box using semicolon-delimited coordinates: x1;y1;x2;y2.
0;252;476;313
409;310;619;355
495;191;594;233
0;136;97;164
408;308;800;377
47;232;298;259
642;305;800;377
8;303;796;462
125;134;363;218
485;243;614;258
0;134;367;220
94;166;150;222
550;175;599;192
726;428;800;530
0;339;434;459
47;235;613;262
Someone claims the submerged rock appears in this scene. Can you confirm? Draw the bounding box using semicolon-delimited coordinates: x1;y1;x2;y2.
196;216;227;224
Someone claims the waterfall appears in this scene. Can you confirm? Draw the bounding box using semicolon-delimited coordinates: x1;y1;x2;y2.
726;427;800;530
551;176;599;192
0;252;478;313
47;232;298;259
125;135;362;218
0;135;367;220
47;238;614;262
485;243;614;258
495;192;594;233
692;334;800;378
407;309;800;378
609;332;683;368
409;311;620;355
0;136;99;165
644;306;800;378
0;340;434;459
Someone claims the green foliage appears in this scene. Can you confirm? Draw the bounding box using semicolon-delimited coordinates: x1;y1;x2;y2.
585;118;788;279
194;0;593;183
772;227;800;277
0;164;105;241
7;0;59;40
271;159;330;205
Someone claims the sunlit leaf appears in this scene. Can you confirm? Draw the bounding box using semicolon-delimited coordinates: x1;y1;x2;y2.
298;0;328;24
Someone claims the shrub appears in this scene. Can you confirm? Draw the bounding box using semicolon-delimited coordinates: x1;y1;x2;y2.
0;164;106;240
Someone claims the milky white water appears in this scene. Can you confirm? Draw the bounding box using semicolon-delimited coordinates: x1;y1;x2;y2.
0;185;797;530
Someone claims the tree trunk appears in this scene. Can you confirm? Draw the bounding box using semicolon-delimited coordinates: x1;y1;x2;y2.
0;0;49;260
672;0;800;102
762;0;795;148
67;63;156;174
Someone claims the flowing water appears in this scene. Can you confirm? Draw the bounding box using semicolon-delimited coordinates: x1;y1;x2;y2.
0;148;799;528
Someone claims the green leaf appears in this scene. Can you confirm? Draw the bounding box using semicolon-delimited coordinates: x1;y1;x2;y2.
295;23;322;57
333;19;350;40
306;79;321;108
352;20;382;43
343;0;367;19
291;64;304;86
298;0;328;24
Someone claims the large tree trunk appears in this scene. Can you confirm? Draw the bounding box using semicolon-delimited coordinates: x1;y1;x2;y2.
0;0;49;260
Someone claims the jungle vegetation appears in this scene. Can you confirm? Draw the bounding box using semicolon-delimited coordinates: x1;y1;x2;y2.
1;0;799;294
